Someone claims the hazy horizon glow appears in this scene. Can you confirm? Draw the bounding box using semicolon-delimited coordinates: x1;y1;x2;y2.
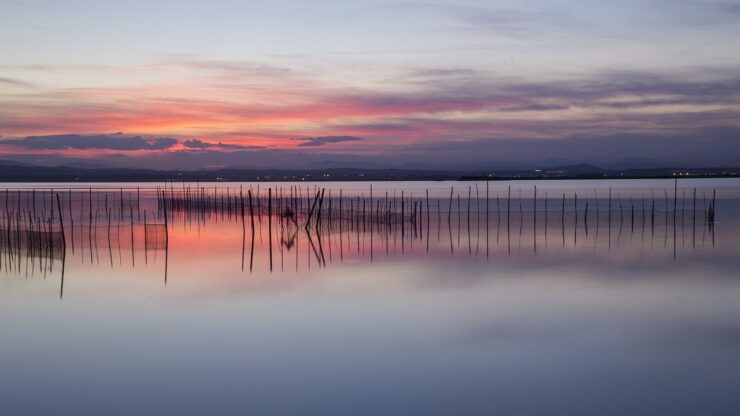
1;0;740;169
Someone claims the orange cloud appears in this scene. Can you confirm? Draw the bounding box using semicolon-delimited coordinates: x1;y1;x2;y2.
2;60;740;159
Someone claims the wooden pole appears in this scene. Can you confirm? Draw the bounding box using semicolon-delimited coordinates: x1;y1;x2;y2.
448;187;454;224
56;194;66;249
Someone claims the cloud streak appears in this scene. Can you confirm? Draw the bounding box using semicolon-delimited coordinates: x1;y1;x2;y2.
293;136;363;147
388;3;553;37
182;139;263;150
1;56;740;168
2;134;178;151
3;126;740;171
0;77;35;88
4;66;739;145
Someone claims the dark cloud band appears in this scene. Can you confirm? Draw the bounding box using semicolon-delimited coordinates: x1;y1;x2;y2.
293;136;363;147
182;139;262;150
2;134;177;151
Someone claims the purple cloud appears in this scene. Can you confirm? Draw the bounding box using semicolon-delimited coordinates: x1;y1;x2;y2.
293;136;363;147
2;133;177;151
182;139;263;150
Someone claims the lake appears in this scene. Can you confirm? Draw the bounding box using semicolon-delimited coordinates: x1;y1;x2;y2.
1;178;739;415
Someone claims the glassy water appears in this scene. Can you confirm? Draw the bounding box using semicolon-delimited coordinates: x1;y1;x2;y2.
1;179;739;415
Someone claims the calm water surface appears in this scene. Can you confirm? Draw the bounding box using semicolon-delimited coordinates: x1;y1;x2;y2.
1;179;739;415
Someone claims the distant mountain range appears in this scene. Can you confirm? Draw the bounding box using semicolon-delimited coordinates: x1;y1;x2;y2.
0;162;738;182
0;159;34;168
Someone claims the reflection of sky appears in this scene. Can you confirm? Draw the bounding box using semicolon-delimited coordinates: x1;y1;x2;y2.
2;1;740;168
1;180;740;414
2;247;740;414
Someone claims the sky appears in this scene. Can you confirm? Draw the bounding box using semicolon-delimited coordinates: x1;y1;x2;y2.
1;0;739;170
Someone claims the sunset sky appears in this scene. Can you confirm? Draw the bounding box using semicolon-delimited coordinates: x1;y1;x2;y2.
1;0;739;169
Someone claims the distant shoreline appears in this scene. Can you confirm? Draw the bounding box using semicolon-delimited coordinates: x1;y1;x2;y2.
0;164;738;182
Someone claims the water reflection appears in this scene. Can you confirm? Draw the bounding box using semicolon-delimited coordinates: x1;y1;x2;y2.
0;182;728;295
1;180;739;415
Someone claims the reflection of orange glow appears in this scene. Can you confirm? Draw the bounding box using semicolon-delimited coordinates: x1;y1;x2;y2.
10;197;733;302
